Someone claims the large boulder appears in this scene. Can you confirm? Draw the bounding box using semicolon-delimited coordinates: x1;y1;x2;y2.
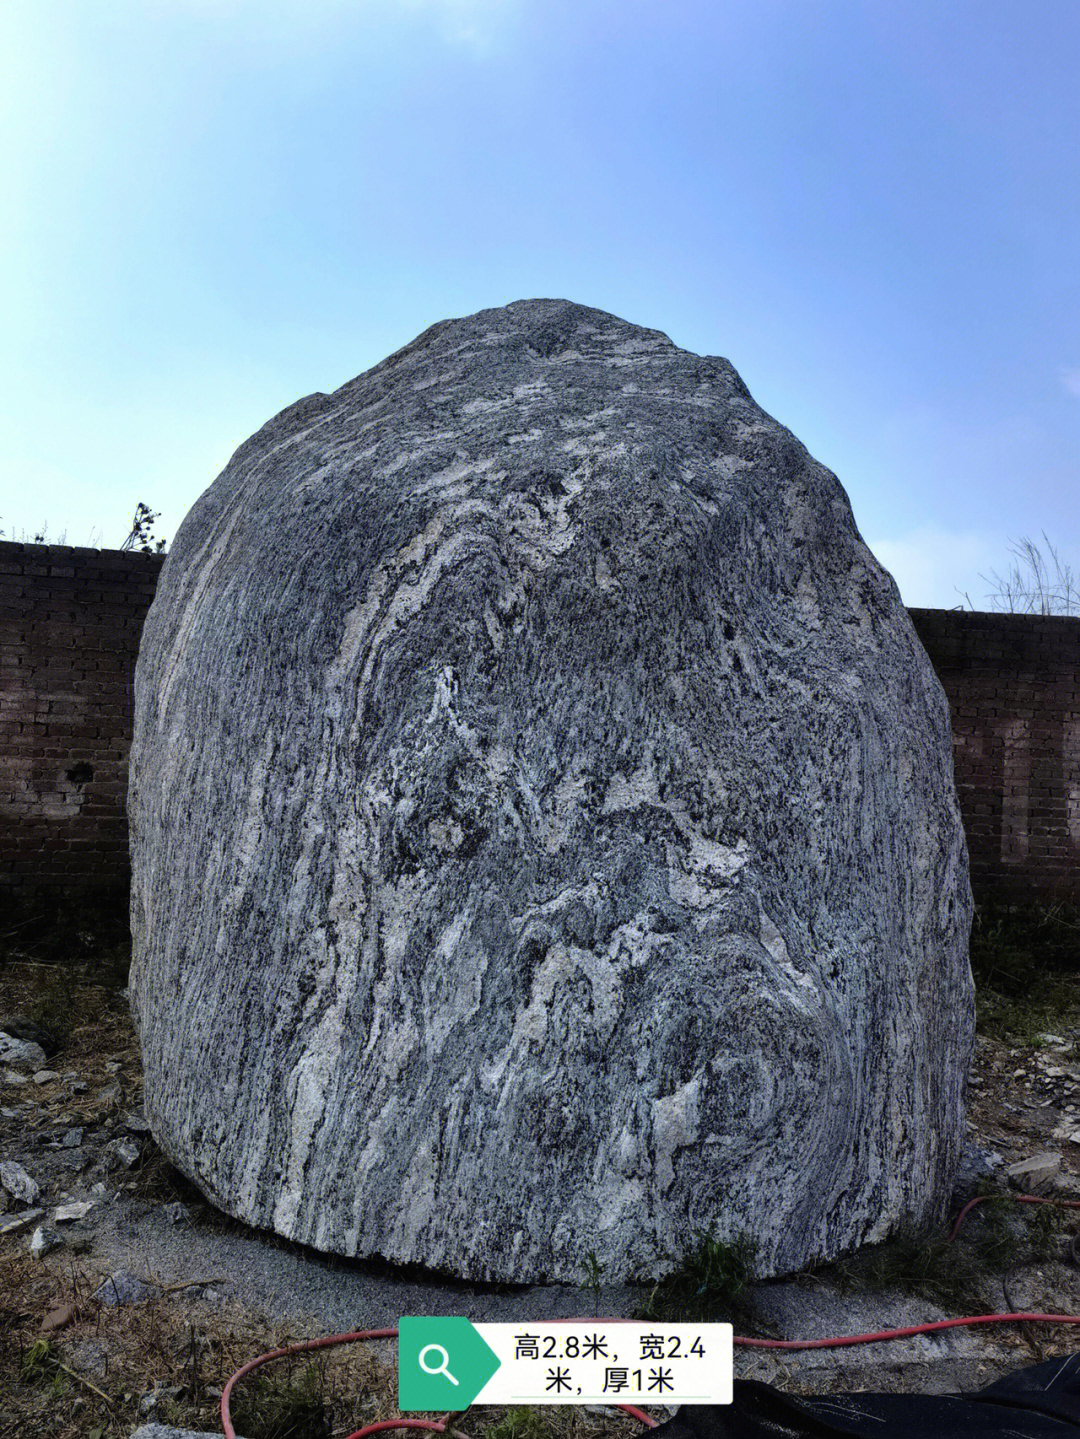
129;299;974;1282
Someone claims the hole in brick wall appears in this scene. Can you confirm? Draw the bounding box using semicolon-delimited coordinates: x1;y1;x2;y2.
65;762;94;785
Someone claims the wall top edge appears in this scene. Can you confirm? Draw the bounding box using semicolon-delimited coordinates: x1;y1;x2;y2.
0;540;166;566
909;607;1080;625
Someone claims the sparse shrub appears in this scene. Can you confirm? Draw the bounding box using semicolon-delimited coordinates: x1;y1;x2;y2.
976;533;1080;616
121;501;167;554
487;1406;551;1439
969;901;1080;1045
0;520;67;543
833;1183;1065;1310
581;1249;604;1317
633;1226;757;1323
19;1339;68;1400
228;1358;331;1439
25;963;79;1052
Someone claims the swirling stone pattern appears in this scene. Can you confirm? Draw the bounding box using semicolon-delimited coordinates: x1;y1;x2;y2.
129;299;974;1283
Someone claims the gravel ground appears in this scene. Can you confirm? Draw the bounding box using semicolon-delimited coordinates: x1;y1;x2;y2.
6;960;1080;1420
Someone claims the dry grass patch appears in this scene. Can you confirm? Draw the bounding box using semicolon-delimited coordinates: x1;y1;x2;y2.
0;953;141;1127
0;1243;644;1438
0;951;649;1438
0;1245;406;1438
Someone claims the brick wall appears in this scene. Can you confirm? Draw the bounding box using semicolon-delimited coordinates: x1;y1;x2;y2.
0;541;164;937
2;541;1078;937
909;608;1080;905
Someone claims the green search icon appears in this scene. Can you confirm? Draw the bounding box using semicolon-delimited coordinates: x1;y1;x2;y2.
399;1317;501;1411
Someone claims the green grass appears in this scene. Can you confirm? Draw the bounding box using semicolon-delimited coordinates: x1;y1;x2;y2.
580;1250;604;1317
228;1359;331;1439
19;1339;69;1402
832;1184;1063;1311
23;964;80;1052
633;1227;757;1324
969;901;1080;1045
486;1406;552;1439
976;988;1076;1048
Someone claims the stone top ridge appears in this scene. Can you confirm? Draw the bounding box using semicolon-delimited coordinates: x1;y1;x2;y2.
229;298;756;466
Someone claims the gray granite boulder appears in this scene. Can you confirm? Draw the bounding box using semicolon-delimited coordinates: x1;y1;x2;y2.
129;299;974;1282
130;1428;250;1439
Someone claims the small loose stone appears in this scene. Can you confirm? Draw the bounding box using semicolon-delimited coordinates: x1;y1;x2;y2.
41;1302;76;1334
54;1199;95;1223
111;1138;141;1169
1006;1152;1062;1193
30;1224;63;1257
0;1207;44;1234
0;1034;48;1070
0;1159;41;1205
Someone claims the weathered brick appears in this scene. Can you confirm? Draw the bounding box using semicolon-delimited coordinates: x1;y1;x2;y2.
0;541;162;915
891;607;1079;905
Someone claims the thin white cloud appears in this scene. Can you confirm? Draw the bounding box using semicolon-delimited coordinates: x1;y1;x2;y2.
1061;368;1080;399
867;527;1001;610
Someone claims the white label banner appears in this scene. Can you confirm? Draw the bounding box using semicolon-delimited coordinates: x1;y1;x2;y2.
471;1322;733;1406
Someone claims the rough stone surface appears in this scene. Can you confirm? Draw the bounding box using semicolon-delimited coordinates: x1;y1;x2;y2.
0;1032;47;1070
94;1268;161;1305
62;1337;111;1378
130;1428;250;1439
29;1224;62;1256
951;1142;1002;1201
1006;1152;1062;1193
0;1206;43;1234
108;1136;141;1169
0;1018;58;1056
129;298;974;1283
54;1199;96;1223
1;1158;40;1205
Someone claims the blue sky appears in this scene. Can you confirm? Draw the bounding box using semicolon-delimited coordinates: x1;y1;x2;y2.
2;0;1077;607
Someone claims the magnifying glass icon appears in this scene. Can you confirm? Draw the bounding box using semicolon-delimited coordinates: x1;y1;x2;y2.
418;1343;459;1386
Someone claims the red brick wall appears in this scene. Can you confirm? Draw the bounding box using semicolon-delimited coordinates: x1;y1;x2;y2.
909;608;1080;905
2;542;1078;934
0;541;164;935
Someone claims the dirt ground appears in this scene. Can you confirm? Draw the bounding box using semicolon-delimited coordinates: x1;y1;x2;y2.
4;951;1080;1439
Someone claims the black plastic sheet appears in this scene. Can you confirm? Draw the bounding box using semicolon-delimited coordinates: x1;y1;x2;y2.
646;1355;1080;1438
